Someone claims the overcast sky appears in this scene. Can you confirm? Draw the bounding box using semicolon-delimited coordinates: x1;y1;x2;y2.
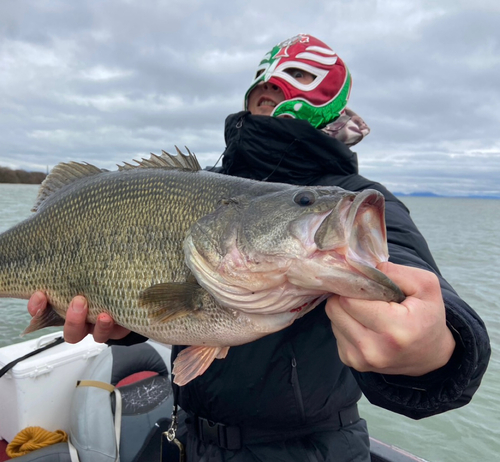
1;0;499;196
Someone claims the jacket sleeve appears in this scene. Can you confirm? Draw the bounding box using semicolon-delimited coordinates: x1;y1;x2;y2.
106;331;148;346
335;176;491;419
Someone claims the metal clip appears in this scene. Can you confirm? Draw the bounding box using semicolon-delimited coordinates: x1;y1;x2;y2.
161;405;185;462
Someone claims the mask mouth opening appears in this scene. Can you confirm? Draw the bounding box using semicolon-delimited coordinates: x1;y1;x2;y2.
256;96;280;109
245;78;290;112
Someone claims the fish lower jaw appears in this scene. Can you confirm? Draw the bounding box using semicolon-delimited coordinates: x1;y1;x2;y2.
285;251;403;302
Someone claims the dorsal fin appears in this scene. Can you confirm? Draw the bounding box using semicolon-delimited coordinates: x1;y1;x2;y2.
32;162;106;212
32;147;201;212
117;147;201;172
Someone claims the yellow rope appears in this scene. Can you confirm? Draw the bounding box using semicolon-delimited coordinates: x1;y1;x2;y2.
6;426;68;458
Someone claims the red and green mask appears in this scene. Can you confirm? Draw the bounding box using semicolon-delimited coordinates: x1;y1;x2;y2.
244;34;351;129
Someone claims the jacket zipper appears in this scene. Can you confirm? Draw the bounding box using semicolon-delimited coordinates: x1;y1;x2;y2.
291;357;306;425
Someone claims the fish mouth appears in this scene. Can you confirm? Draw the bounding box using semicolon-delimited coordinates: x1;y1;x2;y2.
315;190;405;303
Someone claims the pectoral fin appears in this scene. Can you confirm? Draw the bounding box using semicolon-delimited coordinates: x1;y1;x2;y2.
172;345;230;386
139;281;205;324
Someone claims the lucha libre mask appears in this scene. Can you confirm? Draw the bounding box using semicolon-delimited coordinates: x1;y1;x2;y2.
244;34;351;129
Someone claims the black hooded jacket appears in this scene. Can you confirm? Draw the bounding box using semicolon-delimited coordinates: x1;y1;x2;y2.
172;111;490;428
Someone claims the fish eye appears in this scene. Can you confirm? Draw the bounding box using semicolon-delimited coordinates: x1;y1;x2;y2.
294;190;316;206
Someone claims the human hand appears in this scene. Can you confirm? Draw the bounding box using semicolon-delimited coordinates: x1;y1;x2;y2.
325;262;456;376
27;292;131;343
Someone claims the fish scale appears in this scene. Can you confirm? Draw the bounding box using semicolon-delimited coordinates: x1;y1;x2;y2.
3;169;212;314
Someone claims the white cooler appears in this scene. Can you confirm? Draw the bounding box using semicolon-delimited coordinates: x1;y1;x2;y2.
0;332;107;442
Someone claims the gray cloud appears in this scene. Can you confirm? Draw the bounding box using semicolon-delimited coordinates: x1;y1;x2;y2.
1;0;499;196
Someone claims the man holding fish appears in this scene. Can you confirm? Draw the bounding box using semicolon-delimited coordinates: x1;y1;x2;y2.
27;34;490;461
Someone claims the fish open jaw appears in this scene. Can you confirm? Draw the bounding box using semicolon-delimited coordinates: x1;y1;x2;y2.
313;190;405;302
345;190;388;267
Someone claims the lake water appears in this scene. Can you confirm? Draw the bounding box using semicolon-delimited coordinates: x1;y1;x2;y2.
0;184;499;461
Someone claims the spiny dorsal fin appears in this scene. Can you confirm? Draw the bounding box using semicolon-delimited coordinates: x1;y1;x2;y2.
32;162;107;212
117;146;201;172
33;147;201;212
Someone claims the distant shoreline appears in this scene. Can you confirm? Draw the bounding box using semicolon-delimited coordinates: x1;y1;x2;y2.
0;167;46;184
0;169;498;198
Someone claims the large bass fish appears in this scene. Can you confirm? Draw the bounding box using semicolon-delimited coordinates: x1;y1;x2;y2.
0;150;404;385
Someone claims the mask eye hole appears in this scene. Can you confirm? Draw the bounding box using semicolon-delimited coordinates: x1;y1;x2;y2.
255;69;264;79
294;190;316;206
284;68;316;84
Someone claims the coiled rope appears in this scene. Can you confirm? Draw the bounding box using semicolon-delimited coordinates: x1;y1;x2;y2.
6;426;68;458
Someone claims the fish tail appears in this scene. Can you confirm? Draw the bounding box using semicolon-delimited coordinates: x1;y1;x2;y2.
22;305;65;336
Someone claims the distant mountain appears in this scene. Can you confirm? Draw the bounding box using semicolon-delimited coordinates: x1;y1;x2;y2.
394;191;442;197
394;191;500;199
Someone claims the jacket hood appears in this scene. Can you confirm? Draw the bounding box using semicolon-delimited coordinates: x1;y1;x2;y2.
218;111;358;185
